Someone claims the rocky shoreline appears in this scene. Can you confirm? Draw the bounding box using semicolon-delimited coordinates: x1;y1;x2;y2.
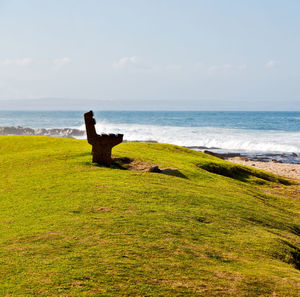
0;126;85;138
201;149;300;164
185;146;300;164
196;148;300;180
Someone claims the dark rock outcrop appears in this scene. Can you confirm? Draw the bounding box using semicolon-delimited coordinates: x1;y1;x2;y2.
0;126;85;138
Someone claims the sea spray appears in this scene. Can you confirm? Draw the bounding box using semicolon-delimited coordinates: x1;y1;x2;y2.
1;110;299;155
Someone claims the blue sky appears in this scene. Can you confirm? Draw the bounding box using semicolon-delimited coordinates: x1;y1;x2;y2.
0;0;299;109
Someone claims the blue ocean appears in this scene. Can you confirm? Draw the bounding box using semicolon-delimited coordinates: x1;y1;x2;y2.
0;111;300;155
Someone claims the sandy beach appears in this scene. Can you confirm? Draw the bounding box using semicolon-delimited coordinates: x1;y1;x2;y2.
228;157;300;181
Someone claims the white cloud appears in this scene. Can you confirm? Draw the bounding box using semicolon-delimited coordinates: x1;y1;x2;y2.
266;60;280;69
113;56;139;69
207;63;247;75
113;56;151;70
53;57;71;68
0;58;32;67
112;58;248;76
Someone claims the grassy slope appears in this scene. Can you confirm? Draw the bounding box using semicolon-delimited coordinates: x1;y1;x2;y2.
0;136;299;296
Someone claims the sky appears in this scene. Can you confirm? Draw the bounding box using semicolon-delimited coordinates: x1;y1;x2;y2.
0;0;299;110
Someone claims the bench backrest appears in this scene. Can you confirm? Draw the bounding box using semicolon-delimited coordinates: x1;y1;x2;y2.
84;110;98;142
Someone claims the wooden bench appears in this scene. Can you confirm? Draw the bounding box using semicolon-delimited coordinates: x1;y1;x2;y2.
84;111;123;166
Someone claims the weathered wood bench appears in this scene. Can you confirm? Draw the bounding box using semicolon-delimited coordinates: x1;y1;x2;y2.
84;111;123;166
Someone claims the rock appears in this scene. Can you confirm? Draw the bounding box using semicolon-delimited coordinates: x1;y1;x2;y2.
148;166;162;173
230;156;249;161
204;150;225;159
273;160;283;163
0;126;34;135
0;126;85;137
204;150;241;160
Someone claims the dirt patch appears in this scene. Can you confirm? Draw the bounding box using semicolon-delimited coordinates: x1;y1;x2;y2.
112;157;157;171
129;160;158;171
111;157;187;179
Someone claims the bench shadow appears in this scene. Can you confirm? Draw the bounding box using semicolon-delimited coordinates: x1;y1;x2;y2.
160;168;187;179
111;157;132;170
85;156;188;179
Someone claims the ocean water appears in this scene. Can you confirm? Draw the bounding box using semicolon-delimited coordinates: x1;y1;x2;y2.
0;110;300;154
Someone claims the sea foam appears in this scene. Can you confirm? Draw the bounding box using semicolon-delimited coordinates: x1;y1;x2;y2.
77;121;300;153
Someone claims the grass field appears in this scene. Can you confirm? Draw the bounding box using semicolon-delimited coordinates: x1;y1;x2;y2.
0;136;299;296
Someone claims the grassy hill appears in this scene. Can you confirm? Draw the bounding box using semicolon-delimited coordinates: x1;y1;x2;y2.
0;136;299;296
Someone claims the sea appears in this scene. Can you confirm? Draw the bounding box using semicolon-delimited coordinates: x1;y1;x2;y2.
1;110;300;163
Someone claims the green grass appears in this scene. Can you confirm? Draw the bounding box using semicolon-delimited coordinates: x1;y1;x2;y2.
0;136;299;296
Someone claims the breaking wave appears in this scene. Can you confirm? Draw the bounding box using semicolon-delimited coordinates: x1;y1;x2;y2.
76;121;300;153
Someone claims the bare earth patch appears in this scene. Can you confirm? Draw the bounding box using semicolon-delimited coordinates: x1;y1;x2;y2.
127;159;158;171
112;156;180;173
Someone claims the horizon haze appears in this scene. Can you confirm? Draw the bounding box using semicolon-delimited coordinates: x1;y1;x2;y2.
0;98;299;111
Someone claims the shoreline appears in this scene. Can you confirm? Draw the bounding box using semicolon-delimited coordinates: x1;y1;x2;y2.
228;157;300;181
1;126;300;177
